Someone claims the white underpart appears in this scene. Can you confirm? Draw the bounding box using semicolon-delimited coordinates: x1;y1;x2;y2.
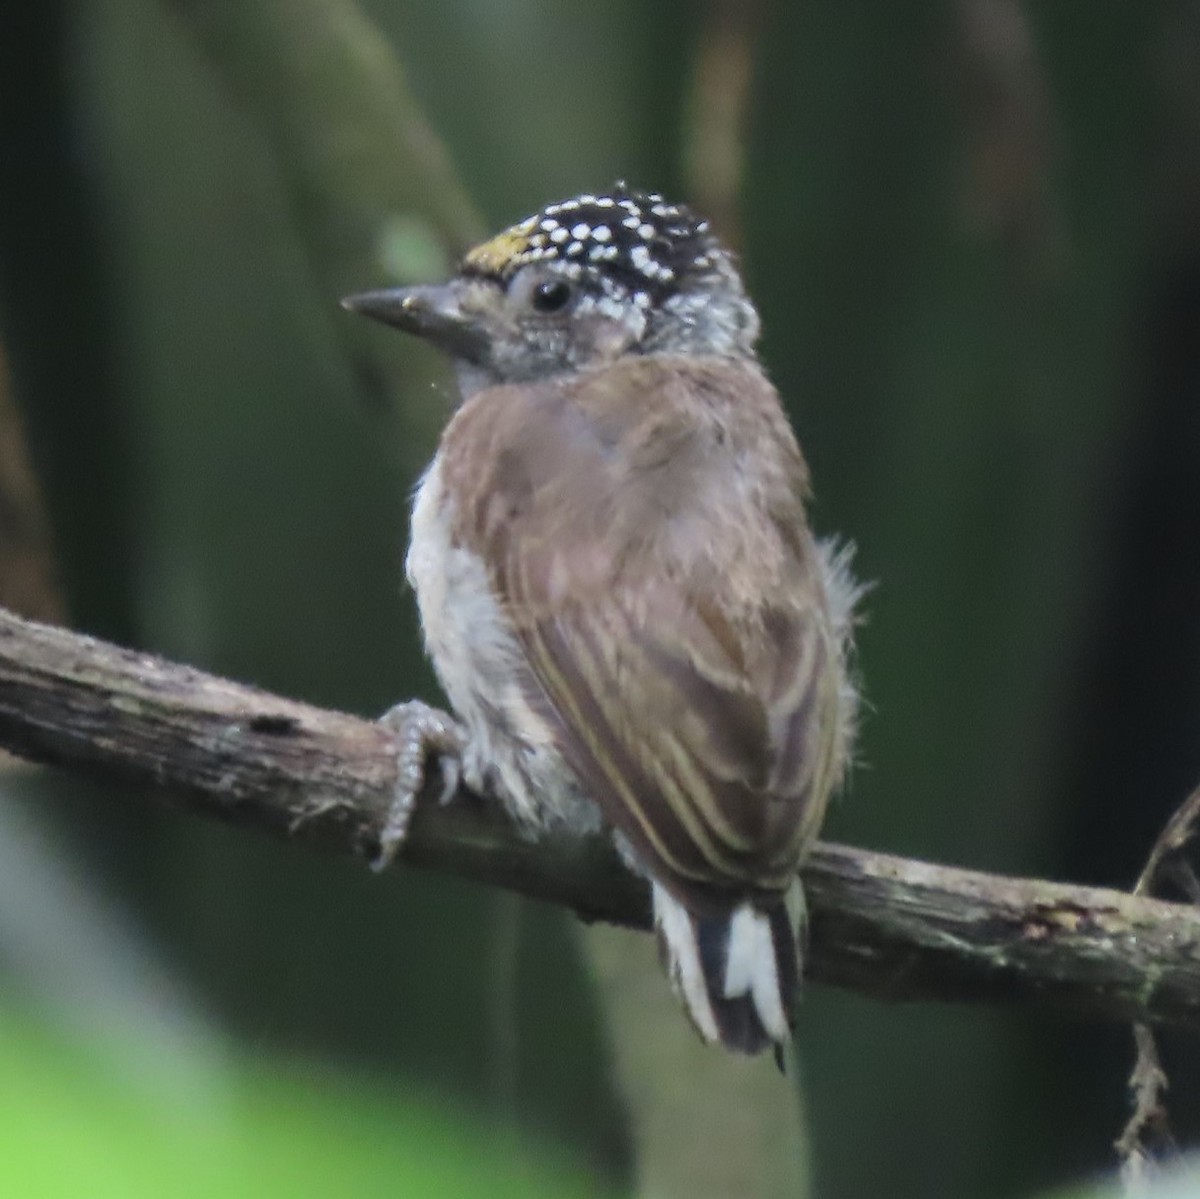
406;456;601;836
651;883;720;1043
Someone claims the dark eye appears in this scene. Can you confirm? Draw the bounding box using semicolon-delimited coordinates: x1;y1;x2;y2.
531;278;572;313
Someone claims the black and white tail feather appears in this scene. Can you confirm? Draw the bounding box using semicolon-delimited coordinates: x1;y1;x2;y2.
652;538;863;1058
653;880;805;1056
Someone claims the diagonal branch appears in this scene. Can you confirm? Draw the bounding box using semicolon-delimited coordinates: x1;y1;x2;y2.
0;606;1197;1031
1116;784;1200;1183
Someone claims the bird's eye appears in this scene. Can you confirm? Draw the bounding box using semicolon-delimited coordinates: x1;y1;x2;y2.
531;278;572;313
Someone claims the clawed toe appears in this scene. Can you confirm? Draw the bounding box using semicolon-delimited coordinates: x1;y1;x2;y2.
373;700;465;871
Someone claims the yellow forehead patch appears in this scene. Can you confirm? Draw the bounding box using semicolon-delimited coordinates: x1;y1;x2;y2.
462;219;537;276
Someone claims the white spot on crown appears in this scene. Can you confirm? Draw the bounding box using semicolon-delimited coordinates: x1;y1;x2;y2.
466;189;722;297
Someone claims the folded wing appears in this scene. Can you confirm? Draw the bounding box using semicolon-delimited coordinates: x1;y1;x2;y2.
439;355;840;909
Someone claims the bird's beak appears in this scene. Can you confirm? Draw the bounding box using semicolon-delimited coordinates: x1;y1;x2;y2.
340;282;488;363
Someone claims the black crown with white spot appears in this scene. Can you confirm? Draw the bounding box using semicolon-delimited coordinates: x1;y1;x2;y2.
461;185;724;306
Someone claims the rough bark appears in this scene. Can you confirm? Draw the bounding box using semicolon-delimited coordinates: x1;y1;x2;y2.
0;607;1196;1030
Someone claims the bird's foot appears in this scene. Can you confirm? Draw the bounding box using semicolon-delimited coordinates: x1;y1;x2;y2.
373;700;465;871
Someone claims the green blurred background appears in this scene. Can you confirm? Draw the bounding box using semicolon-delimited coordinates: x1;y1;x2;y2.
1;2;1199;1196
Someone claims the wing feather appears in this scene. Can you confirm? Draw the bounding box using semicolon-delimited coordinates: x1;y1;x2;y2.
440;355;842;908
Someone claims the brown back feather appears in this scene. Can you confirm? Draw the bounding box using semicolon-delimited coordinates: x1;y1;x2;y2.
440;354;840;911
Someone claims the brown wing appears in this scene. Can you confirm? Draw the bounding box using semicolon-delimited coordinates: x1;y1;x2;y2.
440;355;841;909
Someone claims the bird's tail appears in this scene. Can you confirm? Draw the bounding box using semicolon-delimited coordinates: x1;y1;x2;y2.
652;880;803;1055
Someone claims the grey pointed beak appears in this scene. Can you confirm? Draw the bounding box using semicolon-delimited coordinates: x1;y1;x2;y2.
340;283;488;362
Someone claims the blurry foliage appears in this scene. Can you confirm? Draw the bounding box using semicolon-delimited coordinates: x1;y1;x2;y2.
0;1006;610;1199
1045;1161;1200;1199
1;1;1199;1198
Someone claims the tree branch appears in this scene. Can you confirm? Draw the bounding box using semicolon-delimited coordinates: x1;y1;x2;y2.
0;607;1197;1031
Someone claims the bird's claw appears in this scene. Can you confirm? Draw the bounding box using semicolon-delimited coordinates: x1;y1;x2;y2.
374;700;465;871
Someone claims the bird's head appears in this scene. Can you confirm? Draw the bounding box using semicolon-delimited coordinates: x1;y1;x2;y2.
343;186;760;397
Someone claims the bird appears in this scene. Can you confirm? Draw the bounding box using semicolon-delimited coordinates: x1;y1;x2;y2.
342;185;860;1056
